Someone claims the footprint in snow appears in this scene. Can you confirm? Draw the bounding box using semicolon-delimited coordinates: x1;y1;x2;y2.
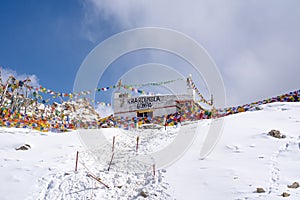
226;145;242;153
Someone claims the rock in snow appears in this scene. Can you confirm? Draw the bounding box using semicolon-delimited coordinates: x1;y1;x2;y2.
282;192;290;197
287;181;299;189
256;188;266;193
268;129;286;139
15;144;31;151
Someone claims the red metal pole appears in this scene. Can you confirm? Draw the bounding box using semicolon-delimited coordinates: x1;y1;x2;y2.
136;136;139;152
112;136;115;152
107;153;114;171
75;151;79;172
87;173;110;189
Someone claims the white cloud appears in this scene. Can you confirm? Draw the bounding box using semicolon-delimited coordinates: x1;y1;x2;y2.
95;104;113;118
82;0;300;106
0;67;39;87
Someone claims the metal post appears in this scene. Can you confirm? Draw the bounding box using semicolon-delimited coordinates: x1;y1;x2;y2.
75;151;79;172
136;136;140;152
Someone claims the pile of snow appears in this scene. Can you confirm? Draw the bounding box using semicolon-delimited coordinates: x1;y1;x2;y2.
1;102;300;199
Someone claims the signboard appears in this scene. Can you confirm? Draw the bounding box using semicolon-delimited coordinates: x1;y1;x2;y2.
128;96;161;109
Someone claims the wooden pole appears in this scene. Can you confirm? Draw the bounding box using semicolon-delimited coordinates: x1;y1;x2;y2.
10;87;19;112
24;78;29;115
0;77;10;106
153;164;156;176
75;151;79;172
0;67;2;86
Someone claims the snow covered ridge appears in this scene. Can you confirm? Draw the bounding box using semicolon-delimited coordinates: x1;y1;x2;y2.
1;102;300;199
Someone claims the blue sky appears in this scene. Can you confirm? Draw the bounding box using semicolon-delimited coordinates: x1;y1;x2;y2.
0;0;119;98
1;0;300;109
0;1;90;88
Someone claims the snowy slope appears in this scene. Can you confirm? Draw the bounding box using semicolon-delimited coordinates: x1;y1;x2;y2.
1;102;300;199
0;128;82;200
166;102;300;200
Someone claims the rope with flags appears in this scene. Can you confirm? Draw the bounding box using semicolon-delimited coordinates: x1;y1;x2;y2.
187;76;213;106
125;78;184;87
95;78;184;95
217;89;300;116
1;76;184;104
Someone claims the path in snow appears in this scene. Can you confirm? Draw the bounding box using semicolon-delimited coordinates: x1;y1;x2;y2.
36;126;181;199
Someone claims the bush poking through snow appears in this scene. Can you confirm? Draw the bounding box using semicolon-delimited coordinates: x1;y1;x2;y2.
15;144;31;151
268;130;286;139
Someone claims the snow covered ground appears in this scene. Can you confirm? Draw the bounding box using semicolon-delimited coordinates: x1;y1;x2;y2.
1;102;300;199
